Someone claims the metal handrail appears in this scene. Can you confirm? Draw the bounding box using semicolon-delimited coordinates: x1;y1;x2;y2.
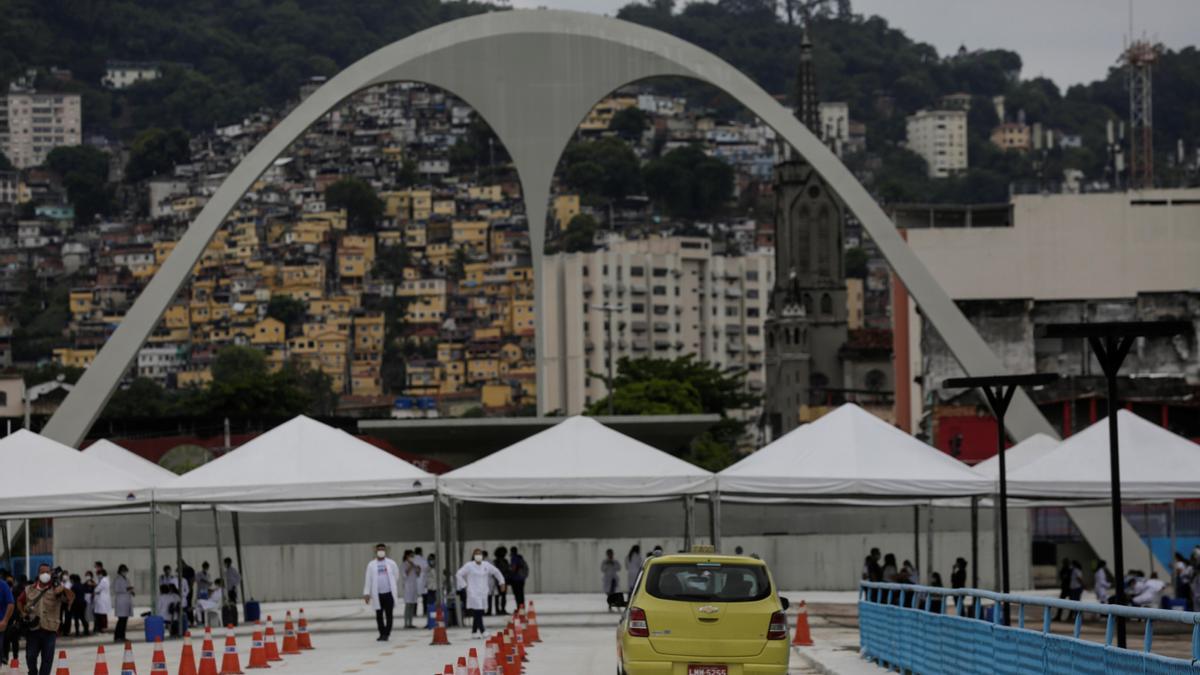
860;580;1200;663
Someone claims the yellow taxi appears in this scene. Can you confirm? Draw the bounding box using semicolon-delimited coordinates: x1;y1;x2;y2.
616;550;791;675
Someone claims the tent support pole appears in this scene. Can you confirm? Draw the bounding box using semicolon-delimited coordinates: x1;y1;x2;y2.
175;508;184;621
2;520;10;573
24;519;30;579
212;507;226;607
433;491;443;608
970;497;979;588
150;498;159;615
1169;500;1176;575
913;505;919;579
926;501;934;585
683;496;693;551
233;512;247;602
709;491;721;551
992;495;1001;591
448;499;459;587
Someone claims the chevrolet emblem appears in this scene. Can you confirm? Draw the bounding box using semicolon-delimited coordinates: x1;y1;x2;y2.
697;605;720;614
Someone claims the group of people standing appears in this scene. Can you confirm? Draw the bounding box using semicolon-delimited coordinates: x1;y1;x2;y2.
602;544;663;598
364;544;531;640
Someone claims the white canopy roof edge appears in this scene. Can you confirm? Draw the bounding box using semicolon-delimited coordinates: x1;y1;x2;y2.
0;430;153;517
153;415;436;507
971;433;1060;479
438;415;715;501
84;439;179;487
718;403;993;497
1006;410;1200;500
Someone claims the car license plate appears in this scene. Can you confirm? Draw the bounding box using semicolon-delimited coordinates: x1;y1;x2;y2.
688;666;728;675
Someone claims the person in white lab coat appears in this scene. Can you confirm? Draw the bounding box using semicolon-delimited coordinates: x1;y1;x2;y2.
401;551;421;629
625;545;643;594
456;549;506;636
362;544;400;641
601;549;622;596
92;569;112;634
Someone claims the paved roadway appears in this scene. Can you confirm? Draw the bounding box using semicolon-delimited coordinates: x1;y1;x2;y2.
31;593;884;674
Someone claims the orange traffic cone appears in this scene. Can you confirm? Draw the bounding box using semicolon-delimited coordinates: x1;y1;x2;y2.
482;642;499;675
120;642;137;675
219;625;243;675
454;656;467;675
93;645;109;675
197;629;218;675
178;631;197;675
441;666;453;675
149;639;169;675
429;605;450;646
262;619;281;663
466;647;481;675
246;628;269;670
280;613;299;656
791;600;813;646
54;650;70;675
296;609;312;650
10;658;21;675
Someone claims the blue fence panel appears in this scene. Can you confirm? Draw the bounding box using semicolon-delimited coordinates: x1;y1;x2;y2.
858;582;1200;675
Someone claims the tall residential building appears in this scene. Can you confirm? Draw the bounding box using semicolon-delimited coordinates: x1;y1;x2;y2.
0;89;82;169
905;109;967;178
542;236;773;415
818;102;849;157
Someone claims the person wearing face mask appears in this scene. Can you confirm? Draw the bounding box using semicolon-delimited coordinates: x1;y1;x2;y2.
363;544;400;642
111;565;135;643
455;549;506;637
92;569;111;634
16;563;74;675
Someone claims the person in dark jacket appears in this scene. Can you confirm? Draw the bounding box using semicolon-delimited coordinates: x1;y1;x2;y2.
1053;558;1071;621
491;547;511;615
951;557;968;589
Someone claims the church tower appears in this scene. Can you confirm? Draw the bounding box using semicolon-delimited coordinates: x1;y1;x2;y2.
764;28;849;440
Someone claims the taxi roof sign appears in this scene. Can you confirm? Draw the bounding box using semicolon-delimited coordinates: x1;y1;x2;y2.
689;544;716;554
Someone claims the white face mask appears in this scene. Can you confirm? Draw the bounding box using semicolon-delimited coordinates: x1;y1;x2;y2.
38;573;51;584
473;554;483;563
376;550;386;559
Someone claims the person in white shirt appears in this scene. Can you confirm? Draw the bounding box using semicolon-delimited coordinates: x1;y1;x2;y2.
1131;571;1166;607
412;547;429;616
456;549;506;636
401;551;421;629
363;544;400;641
1093;560;1112;603
197;580;224;628
601;549;622;597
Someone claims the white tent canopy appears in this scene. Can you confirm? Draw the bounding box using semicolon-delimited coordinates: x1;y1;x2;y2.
84;439;179;487
438;415;716;501
1006;410;1200;500
972;433;1060;479
718;403;993;497
0;430;153;516
153;415;435;507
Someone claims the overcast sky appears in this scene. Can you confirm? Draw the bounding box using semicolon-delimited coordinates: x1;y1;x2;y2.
507;0;1200;89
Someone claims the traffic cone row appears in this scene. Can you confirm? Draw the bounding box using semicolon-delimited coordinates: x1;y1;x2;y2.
438;605;548;675
54;609;322;675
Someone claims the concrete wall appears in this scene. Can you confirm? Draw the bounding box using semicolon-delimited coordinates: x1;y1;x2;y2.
51;501;1031;601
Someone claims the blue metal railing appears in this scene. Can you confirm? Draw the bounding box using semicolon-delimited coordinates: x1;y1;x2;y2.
859;581;1200;674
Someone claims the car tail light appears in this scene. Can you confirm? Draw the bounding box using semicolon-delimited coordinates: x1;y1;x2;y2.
627;607;649;637
767;610;788;640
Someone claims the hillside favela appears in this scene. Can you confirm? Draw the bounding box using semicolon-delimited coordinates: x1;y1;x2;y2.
0;0;1198;673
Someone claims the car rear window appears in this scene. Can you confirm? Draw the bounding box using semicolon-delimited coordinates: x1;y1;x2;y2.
645;562;771;602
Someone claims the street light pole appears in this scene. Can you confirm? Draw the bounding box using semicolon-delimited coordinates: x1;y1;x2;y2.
1043;320;1189;649
944;372;1057;627
590;303;623;415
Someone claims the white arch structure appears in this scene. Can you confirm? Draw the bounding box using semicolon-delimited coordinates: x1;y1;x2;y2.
43;10;1055;447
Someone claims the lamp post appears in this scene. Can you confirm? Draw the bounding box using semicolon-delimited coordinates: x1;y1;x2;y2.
590;303;623;415
1042;320;1189;648
943;372;1057;626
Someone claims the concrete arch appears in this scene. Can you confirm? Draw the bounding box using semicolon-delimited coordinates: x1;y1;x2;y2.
43;9;1055;446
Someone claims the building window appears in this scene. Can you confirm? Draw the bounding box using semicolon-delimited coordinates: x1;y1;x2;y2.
820;293;833;315
652;267;668;277
747;307;760;318
865;369;886;391
652;285;666;296
630;266;644;277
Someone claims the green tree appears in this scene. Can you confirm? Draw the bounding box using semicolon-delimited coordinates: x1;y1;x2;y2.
643;145;734;219
586;355;757;469
103;378;172;418
609;106;649;140
560;137;643;202
125;127;191;183
371;245;411;284
45;145;113;224
562;213;598;253
844;247;868;278
266;295;307;336
325;177;384;231
0;151;13;171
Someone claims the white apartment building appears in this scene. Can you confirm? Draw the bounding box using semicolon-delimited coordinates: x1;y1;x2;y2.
542;236;773;415
1;91;82;169
102;62;162;90
818;102;849;157
137;345;187;383
905;109;967;178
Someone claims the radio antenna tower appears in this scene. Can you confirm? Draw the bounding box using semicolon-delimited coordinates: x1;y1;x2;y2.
1122;2;1162;189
